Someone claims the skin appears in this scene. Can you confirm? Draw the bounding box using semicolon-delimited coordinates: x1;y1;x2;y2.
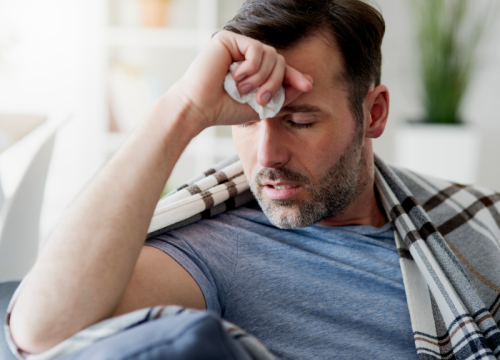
234;33;389;228
9;30;389;354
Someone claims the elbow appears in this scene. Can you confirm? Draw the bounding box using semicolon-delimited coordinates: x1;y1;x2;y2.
9;307;63;355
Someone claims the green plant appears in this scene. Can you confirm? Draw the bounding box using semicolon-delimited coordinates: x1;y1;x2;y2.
412;0;494;124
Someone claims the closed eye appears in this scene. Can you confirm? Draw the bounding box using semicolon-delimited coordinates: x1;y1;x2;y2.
288;121;313;129
239;121;257;128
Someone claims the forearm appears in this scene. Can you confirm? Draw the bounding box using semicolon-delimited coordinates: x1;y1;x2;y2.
9;90;202;353
8;29;313;354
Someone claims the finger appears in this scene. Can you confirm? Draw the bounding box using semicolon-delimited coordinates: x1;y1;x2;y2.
303;74;314;86
255;54;286;105
237;46;278;95
232;42;265;82
283;65;313;92
283;85;304;106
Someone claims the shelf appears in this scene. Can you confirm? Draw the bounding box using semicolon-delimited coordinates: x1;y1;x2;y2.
107;27;216;49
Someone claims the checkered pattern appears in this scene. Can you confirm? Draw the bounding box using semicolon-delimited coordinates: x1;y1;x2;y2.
6;155;500;359
148;154;500;359
376;157;500;359
147;154;253;238
5;302;275;360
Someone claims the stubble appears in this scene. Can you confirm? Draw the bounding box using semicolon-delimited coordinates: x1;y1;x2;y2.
248;131;368;229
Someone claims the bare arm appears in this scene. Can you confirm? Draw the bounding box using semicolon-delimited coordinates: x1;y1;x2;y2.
9;31;313;354
112;246;206;317
10;93;199;353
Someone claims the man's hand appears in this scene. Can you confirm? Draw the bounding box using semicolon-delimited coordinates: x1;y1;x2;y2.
172;30;313;130
8;30;312;355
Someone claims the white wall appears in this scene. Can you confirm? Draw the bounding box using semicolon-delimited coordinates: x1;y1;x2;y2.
374;0;500;191
0;0;107;241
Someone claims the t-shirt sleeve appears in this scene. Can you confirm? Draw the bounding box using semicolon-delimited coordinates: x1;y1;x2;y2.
145;213;239;315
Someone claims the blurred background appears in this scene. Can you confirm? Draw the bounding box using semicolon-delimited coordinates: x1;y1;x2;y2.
0;0;498;245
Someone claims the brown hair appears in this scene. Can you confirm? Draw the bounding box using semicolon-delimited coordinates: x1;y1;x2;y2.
223;0;385;126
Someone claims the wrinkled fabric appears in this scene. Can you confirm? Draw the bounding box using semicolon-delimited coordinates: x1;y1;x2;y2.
5;305;275;360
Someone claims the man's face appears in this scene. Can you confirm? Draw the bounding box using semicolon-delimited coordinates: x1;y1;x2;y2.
232;34;369;229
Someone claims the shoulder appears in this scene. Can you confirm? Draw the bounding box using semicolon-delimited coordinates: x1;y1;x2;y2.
387;165;500;256
388;166;500;290
153;202;268;242
388;164;499;215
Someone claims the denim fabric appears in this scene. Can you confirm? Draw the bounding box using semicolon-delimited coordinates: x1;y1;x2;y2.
60;311;253;360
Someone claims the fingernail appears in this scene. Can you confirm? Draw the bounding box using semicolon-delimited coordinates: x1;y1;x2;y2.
262;92;272;104
240;83;254;94
235;74;247;82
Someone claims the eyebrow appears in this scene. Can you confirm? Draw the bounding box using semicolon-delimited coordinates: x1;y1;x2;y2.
278;104;322;114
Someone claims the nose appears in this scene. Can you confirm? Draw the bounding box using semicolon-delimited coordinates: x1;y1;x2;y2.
256;120;291;169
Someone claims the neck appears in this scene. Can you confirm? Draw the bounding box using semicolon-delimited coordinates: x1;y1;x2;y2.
316;183;387;227
316;146;387;228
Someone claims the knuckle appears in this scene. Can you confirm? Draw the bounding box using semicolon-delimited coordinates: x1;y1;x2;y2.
255;40;265;50
256;43;266;56
248;38;263;50
245;60;260;74
264;45;277;56
212;30;227;41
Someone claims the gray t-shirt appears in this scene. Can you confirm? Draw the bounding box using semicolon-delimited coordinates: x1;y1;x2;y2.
146;202;417;359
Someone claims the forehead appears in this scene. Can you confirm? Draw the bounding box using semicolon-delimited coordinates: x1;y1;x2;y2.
279;32;346;93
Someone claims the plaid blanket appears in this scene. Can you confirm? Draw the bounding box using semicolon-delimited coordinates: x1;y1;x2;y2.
5;302;276;360
375;157;500;359
6;155;500;359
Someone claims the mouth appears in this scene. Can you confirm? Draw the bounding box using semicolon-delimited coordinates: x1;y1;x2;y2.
261;182;302;200
267;184;299;190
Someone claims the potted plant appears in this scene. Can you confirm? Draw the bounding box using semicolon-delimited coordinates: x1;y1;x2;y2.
395;0;494;184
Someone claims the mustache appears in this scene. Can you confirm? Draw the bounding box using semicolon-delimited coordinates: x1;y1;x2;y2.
255;167;310;184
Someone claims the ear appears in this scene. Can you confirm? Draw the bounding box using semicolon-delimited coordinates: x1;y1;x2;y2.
364;84;389;139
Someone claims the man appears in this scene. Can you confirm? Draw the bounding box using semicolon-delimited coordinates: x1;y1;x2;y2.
7;0;500;359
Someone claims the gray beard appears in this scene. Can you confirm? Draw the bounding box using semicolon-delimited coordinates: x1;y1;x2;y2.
248;133;367;229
